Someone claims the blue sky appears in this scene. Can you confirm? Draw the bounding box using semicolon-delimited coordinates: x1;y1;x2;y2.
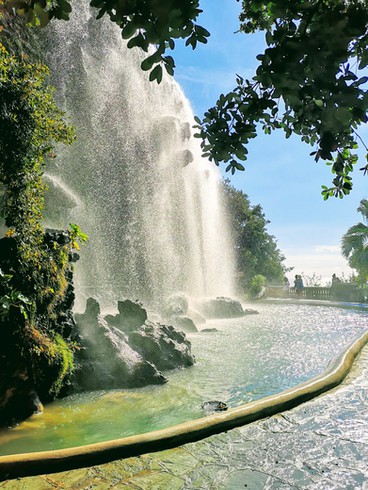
172;0;368;284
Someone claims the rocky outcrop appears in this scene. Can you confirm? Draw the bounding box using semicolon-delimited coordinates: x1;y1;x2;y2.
0;230;78;426
73;299;166;391
164;293;189;316
162;293;199;333
167;315;197;333
0;365;43;426
73;298;195;392
104;299;148;334
128;321;195;371
187;308;206;325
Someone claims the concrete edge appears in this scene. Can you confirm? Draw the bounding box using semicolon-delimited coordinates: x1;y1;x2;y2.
1;329;368;481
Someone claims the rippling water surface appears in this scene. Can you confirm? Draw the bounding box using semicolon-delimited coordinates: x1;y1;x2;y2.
0;302;366;456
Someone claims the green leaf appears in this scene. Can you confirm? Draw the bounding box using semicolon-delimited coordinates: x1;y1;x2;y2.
149;65;163;84
122;22;137;39
234;162;245;171
195;25;210;38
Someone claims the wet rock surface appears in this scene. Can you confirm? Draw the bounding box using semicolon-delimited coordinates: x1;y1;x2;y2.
128;321;195;371
73;298;166;390
195;296;248;319
4;347;367;489
104;299;148;334
0;230;78;426
162;294;199;332
73;298;194;391
167;315;198;333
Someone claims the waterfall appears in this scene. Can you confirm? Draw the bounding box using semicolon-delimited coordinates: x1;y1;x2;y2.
43;5;236;310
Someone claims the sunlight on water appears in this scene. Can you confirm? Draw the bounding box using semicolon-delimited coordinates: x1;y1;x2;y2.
0;302;366;457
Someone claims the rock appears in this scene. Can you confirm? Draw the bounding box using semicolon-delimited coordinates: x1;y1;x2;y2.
73;299;166;391
169;315;197;333
244;308;259;315
202;400;228;413
163;294;198;332
0;365;43;426
0;229;78;426
44;229;79;339
104;299;147;333
164;293;189;316
201;328;218;333
195;297;245;319
180;121;191;140
187;308;206;325
128;321;195;371
73;298;196;392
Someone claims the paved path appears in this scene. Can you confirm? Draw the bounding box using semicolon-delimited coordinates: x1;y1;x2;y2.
1;348;367;489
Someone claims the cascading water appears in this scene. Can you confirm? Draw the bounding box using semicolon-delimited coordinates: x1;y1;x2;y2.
43;5;235;310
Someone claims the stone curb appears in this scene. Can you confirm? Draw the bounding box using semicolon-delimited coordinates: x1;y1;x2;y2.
1;329;367;481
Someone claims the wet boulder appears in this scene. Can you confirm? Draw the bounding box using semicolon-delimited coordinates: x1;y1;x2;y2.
202;400;228;413
187;308;206;325
174;149;194;168
195;296;246;319
104;299;147;334
73;298;166;391
168;315;197;333
128;321;195;371
0;363;44;427
163;294;198;332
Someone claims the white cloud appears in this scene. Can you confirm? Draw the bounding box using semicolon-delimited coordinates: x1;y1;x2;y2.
314;245;341;254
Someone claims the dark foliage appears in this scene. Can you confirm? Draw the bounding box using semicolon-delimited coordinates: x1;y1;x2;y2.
195;1;368;198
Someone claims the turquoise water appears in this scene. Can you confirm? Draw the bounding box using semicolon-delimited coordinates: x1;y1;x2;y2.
0;302;366;456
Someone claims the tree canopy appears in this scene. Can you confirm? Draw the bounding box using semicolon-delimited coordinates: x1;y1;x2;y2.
195;0;368;199
2;0;368;195
221;179;286;291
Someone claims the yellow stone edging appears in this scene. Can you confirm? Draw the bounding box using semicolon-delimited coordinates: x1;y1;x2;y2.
1;329;367;481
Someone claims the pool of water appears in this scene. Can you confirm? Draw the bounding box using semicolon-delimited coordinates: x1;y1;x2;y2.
0;302;366;456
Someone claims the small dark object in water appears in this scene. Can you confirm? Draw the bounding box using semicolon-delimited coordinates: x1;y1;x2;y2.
201;400;228;412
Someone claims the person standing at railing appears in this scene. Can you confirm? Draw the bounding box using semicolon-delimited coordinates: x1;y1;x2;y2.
331;273;341;286
294;274;304;296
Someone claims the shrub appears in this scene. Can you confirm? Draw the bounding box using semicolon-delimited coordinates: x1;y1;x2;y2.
248;274;267;299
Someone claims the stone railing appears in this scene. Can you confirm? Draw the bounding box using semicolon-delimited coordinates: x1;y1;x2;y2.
266;285;368;303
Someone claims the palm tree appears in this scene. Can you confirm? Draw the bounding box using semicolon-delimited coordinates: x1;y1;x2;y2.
341;199;368;283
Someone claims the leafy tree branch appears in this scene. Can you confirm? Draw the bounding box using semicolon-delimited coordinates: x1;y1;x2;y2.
1;0;210;83
196;0;368;198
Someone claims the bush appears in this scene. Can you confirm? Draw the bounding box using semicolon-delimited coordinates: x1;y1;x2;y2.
248;274;267;299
